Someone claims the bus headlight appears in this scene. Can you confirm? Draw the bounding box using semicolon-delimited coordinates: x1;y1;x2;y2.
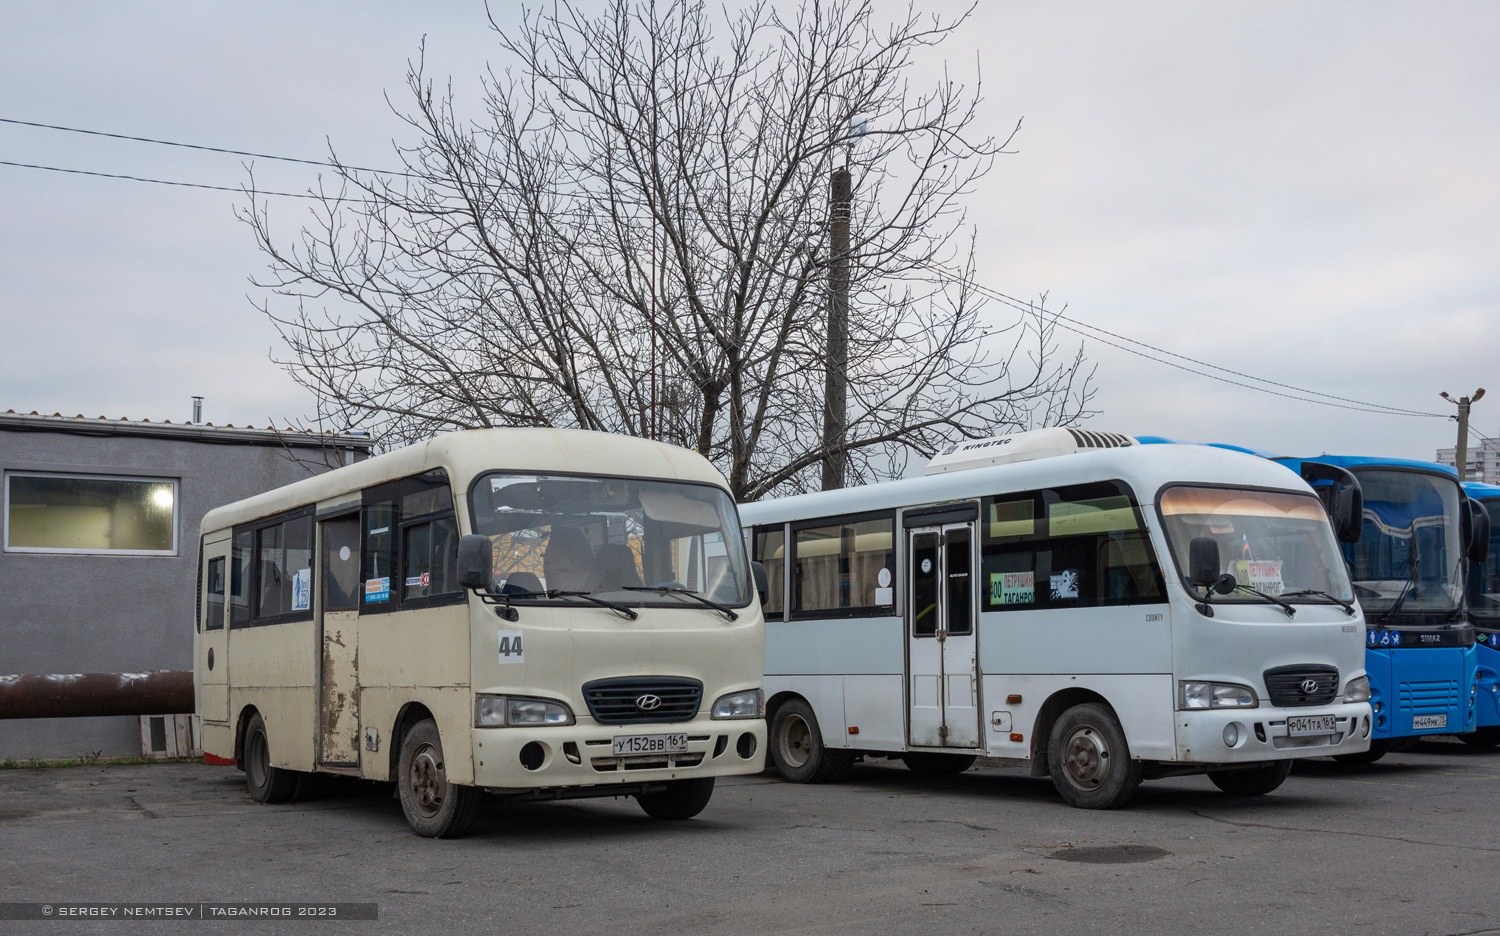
1181;681;1258;709
1343;676;1371;703
711;689;764;719
474;694;575;728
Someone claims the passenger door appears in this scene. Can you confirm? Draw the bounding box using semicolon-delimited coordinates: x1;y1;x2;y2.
197;534;231;726
318;516;362;766
906;522;980;748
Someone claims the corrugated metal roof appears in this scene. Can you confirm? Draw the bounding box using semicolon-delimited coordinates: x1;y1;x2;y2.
0;409;375;450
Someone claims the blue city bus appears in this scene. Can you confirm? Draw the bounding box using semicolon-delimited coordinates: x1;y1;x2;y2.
1274;455;1479;762
1138;439;1481;762
1462;480;1500;748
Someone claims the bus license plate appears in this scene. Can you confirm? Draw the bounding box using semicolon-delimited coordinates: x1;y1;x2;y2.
1413;715;1447;730
612;733;689;755
1287;715;1337;736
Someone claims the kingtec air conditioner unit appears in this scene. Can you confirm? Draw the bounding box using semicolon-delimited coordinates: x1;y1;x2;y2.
923;428;1134;476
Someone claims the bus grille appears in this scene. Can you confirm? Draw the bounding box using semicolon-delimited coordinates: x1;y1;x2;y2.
582;677;703;724
1263;665;1339;707
1398;679;1459;714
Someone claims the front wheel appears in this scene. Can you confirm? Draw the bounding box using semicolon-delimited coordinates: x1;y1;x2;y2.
1459;727;1500;750
1046;703;1143;809
1208;759;1293;796
636;778;715;820
769;699;853;783
397;719;481;838
243;713;297;804
1333;739;1390;765
900;752;977;776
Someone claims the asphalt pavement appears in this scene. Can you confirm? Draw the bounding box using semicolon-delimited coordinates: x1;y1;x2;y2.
2;738;1498;935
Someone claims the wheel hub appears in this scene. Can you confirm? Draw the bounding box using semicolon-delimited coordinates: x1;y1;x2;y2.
1062;725;1111;790
780;715;811;769
408;744;446;817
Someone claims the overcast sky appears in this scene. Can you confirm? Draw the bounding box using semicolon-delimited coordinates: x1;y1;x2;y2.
2;1;1494;464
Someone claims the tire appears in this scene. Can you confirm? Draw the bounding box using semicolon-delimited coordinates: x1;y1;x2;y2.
1046;703;1143;809
1333;739;1390;765
768;698;854;783
243;713;297;804
1208;759;1293;796
636;778;716;820
1459;727;1500;750
900;752;977;776
397;718;482;838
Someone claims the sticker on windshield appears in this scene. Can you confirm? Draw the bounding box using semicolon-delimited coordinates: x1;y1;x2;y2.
498;629;524;663
1234;559;1284;595
990;571;1034;605
1050;570;1079;601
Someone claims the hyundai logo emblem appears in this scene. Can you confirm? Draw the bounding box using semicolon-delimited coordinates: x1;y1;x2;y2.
635;694;663;711
1299;679;1320;694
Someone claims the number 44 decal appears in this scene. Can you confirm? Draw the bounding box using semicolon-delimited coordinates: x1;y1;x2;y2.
497;629;525;664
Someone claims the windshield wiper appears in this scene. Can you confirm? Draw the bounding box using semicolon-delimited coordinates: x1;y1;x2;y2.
547;590;639;620
474;588;639;621
621;585;738;621
1387;556;1420;617
1231;584;1297;618
1281;589;1356;616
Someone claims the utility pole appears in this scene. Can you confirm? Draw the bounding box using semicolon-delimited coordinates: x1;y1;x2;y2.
822;167;852;491
1441;388;1486;481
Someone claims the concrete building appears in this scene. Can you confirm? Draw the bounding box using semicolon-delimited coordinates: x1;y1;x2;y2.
1;408;373;760
1436;434;1500;483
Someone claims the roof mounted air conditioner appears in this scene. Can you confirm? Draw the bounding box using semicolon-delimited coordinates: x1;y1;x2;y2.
923;427;1134;476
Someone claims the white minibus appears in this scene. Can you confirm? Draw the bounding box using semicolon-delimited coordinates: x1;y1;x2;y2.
741;428;1372;808
196;429;766;836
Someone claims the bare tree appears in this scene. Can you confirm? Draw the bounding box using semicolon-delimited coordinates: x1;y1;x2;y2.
243;0;1094;501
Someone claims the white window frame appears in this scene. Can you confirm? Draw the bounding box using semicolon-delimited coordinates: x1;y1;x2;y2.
3;471;180;556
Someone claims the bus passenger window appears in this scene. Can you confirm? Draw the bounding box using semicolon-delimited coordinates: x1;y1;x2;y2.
256;524;284;618
322;517;360;611
362;503;396;608
204;556;226;631
402;514;462;601
230;530;252;626
792;516;895;615
282;514;314;615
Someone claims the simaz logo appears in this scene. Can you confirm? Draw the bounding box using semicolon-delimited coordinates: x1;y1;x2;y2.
1299;679;1320;694
1419;634;1441;643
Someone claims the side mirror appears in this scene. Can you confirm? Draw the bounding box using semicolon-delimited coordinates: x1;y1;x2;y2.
751;560;769;606
1469;499;1492;565
1189;536;1221;588
1297;461;1363;543
457;534;493;591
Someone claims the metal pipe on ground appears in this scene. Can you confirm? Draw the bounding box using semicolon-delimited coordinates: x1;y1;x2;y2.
0;671;193;719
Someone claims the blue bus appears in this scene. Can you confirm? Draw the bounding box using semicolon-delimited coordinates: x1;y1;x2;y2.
1139;439;1482;762
1462;480;1500;748
1273;455;1479;762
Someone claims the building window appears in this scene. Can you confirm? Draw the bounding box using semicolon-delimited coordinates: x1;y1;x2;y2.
3;473;178;555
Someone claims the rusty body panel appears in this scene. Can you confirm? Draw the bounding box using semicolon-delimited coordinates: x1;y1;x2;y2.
0;670;193;719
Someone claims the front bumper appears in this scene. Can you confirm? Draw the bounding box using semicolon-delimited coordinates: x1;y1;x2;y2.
1175;703;1373;762
471;716;767;791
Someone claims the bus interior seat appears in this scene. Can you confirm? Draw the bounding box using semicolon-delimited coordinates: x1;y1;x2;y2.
501;571;543;595
544;527;595;591
590;544;643;592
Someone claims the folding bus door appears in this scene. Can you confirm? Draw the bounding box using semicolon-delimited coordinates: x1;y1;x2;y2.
906;517;980;749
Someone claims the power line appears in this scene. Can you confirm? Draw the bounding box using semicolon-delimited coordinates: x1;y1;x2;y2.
0;116;423;179
0;159;373;202
923;264;1449;419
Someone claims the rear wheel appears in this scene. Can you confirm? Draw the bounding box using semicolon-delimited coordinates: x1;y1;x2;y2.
1459;727;1500;750
636;778;715;820
243;713;297;804
1333;739;1390;765
397;719;481;838
900;752;977;776
769;698;854;783
1208;759;1293;796
1046;703;1143;809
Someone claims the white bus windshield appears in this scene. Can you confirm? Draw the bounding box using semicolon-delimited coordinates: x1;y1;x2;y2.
1346;469;1464;614
1159;487;1353;603
471;473;751;607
